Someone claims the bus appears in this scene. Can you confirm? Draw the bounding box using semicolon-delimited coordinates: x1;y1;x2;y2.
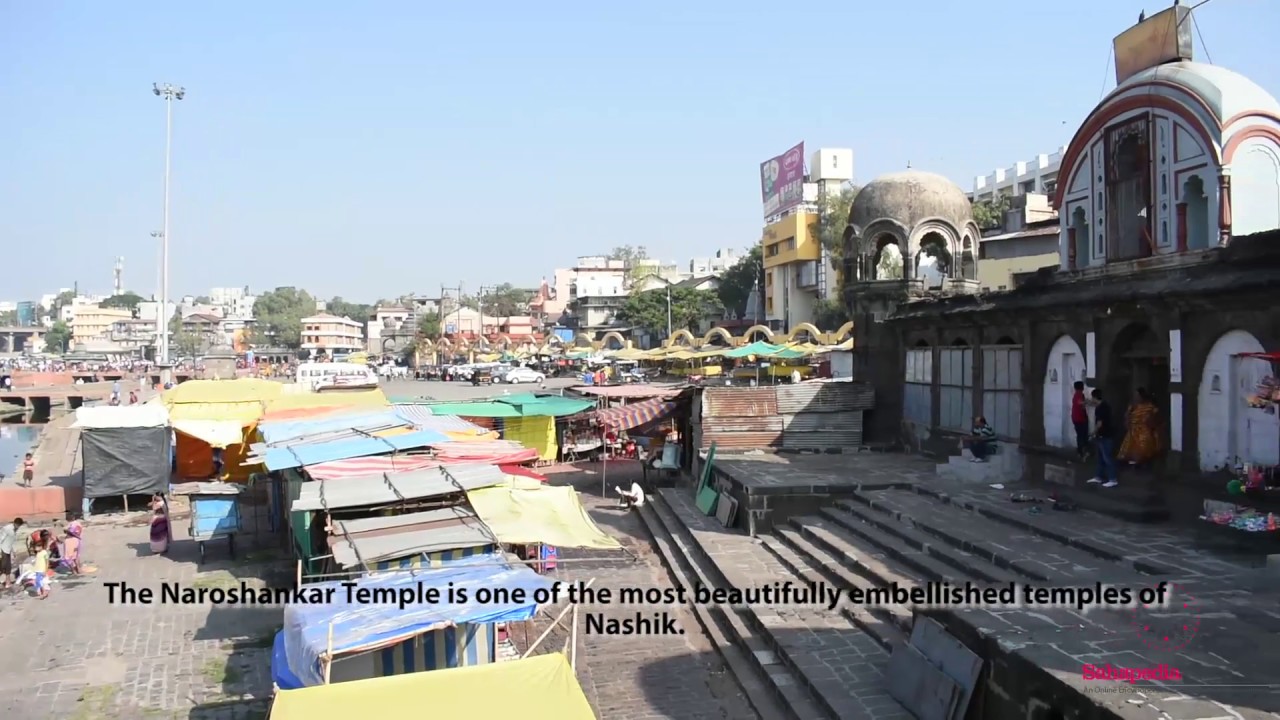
295;362;379;391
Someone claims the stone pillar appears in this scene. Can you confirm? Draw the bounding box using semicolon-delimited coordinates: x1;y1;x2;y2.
1218;170;1232;246
6;333;13;352
1066;227;1078;269
1175;202;1188;251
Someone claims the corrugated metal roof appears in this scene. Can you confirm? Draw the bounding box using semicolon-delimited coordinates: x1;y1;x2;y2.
702;416;783;432
701;430;783;450
292;463;506;511
330;520;497;568
335;506;478;535
257;410;412;445
392;405;489;434
780;429;864;449
260;429;450;471
781;411;864;432
571;384;682;399
703;387;778;417
776;383;874;414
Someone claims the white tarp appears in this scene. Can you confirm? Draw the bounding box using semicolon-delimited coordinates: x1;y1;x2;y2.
74;404;170;429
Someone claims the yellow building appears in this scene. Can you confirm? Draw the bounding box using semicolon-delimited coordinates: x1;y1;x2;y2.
71;306;134;343
762;212;825;327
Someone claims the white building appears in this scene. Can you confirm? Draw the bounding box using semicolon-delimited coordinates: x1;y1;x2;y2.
208;287;257;320
969;146;1068;202
300;314;365;356
688;249;740;276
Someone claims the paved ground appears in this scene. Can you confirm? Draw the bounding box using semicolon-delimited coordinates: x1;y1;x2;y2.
0;499;286;720
529;462;759;720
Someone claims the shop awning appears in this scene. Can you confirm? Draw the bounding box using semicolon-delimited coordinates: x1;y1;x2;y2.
328;508;497;568
302;441;538;480
596;397;678;431
257;410;413;446
275;554;553;688
257;429;450;471
467;484;622;550
268;653;594;720
573;384;681;399
724;340;784;359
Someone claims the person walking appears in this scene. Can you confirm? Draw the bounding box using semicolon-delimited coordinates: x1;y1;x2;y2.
1088;389;1119;488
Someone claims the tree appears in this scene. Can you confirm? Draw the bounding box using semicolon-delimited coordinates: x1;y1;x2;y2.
609;245;653;286
249;287;316;348
328;297;372;322
417;315;441;339
100;291;145;313
480;283;534;317
52;290;76;319
172;329;205;358
813;185;860;270
716;246;765;320
971;196;1010;231
813;298;849;330
44;320;71;353
618;287;721;335
0;309;16;326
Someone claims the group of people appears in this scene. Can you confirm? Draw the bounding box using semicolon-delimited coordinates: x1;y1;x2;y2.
0;517;84;598
965;381;1164;489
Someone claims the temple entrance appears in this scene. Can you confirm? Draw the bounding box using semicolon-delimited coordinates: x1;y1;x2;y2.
1107;324;1170;464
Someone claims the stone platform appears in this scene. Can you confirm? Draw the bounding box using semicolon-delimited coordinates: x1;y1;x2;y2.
640;452;1280;720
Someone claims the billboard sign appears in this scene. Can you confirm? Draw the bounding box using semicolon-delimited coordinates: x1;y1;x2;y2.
760;142;806;218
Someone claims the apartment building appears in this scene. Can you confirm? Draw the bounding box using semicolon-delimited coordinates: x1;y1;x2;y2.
300;313;365;356
969;146;1068;202
71;306;134;345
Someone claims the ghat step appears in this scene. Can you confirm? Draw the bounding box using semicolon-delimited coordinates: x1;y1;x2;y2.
647;489;912;720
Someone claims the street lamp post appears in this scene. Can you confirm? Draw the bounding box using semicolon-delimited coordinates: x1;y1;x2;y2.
153;82;184;375
666;286;672;340
151;230;164;360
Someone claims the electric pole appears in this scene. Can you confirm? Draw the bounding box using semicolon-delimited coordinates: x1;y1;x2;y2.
152;82;184;379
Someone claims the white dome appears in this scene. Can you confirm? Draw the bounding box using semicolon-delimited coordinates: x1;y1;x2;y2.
1111;61;1280;125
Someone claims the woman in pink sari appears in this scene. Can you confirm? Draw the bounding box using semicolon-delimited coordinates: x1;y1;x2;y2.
61;521;83;574
149;495;170;555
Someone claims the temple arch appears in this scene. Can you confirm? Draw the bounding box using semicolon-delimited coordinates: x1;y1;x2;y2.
787;322;823;344
668;329;696;347
833;321;854;342
573;332;595;347
702;327;734;346
742;325;774;343
600;331;626;349
1198;330;1279;470
1042;335;1087;449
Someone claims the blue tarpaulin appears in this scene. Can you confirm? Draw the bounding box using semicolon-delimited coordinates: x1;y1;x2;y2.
258;410;411;446
261;429;450;471
275;553;552;688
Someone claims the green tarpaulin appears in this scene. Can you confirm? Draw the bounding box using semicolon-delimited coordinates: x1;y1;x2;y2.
723;341;784;359
424;395;595;418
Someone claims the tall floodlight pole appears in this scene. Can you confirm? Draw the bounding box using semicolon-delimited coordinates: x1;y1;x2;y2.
666;286;673;340
151;231;164;358
153;82;184;373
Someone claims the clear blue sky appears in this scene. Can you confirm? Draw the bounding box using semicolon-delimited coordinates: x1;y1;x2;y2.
2;1;1275;303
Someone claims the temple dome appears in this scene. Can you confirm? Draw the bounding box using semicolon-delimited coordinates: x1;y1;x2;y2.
849;170;974;233
1109;61;1280;126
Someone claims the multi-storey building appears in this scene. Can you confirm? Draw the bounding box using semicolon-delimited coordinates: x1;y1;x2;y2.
969;146;1067;203
299;313;365;356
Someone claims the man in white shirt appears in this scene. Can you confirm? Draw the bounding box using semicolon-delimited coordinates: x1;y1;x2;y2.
615;482;646;509
0;517;24;592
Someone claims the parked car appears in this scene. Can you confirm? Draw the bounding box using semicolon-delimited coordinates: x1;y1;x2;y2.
505;367;546;384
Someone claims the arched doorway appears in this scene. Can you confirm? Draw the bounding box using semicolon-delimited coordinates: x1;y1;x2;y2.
1198;330;1280;470
915;232;951;289
1107;323;1170;451
1043;335;1086;448
871;235;904;280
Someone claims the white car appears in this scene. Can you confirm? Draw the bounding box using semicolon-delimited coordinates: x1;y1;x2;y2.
505;367;545;384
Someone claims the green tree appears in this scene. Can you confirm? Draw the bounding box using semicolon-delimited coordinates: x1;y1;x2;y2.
327;297;373;322
52;290;76;318
618;287;721;335
716;246;765;320
609;245;653;286
479;283;534;317
250;287;316;348
172;329;205;357
100;291;145;313
971;196;1010;231
813;184;860;270
812;298;849;330
417;315;441;339
0;309;16;326
44;320;72;353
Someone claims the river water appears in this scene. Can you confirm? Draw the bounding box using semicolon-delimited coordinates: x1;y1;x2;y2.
0;423;42;478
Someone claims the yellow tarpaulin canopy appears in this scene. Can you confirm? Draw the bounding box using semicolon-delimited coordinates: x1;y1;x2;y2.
468;484;622;550
171;419;246;448
269;653;594;720
162;378;283;405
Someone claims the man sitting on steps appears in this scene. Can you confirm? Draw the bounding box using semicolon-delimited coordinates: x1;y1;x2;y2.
965;416;997;463
615;482;646;509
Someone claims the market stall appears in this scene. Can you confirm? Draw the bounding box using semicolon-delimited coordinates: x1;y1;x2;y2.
74;404;172;504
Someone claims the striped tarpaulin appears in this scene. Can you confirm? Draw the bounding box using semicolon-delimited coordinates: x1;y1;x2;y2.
376;622;495;675
392;405;489;434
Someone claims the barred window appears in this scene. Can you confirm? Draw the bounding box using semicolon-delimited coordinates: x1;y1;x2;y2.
982;344;1023;439
903;347;932;426
938;343;973;431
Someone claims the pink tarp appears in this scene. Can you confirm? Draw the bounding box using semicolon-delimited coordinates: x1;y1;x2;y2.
305;441;538;480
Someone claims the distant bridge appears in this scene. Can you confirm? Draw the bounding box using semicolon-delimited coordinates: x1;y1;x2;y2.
0;326;47;353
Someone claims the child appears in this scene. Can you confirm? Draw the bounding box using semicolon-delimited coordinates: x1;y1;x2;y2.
32;539;50;599
21;453;34;488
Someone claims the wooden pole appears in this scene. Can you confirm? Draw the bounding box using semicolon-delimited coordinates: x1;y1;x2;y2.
323;622;334;684
522;578;594;659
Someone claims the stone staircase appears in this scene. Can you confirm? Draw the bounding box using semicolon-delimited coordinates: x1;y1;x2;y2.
935;440;1023;486
634;482;1245;720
